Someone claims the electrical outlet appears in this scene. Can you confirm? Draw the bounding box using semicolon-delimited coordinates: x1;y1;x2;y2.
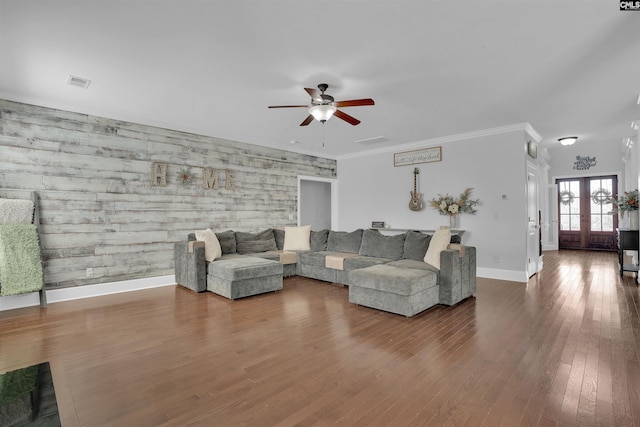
493;256;501;264
86;268;94;277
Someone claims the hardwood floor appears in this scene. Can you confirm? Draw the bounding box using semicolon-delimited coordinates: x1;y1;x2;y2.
1;250;640;426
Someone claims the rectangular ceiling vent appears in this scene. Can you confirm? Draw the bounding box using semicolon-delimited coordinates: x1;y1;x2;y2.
67;75;91;89
356;136;388;145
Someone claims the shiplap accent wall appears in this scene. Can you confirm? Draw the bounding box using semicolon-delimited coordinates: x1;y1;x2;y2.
0;99;336;289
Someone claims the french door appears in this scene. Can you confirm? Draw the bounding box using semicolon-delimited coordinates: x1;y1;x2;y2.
557;175;617;251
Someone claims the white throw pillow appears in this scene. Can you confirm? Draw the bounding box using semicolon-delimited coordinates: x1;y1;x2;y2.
424;227;451;269
283;225;311;251
195;228;222;262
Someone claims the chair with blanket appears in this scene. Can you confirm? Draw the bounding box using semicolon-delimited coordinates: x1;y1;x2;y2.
0;191;47;308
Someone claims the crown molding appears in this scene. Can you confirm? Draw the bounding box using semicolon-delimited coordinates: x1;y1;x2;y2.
337;122;541;161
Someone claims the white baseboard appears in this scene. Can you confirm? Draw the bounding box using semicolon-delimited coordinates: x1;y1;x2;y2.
2;267;528;311
0;275;175;312
477;267;529;283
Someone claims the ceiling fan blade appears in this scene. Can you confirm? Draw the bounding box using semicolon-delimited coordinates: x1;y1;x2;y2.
300;115;314;126
335;98;375;108
304;87;323;102
268;105;310;109
334;109;361;126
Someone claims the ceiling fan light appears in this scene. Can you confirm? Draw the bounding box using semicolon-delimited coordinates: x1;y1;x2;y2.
309;105;337;123
558;136;578;146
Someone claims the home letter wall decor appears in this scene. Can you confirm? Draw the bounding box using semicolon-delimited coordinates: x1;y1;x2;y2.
202;168;219;189
225;170;235;190
150;163;167;186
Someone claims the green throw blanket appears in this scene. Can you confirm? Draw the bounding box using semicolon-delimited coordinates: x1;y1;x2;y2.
0;224;44;296
0;365;38;405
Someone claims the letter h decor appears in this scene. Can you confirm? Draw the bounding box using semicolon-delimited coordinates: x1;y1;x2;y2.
150;163;167;186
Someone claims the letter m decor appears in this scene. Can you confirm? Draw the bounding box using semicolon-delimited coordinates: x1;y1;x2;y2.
202;168;219;189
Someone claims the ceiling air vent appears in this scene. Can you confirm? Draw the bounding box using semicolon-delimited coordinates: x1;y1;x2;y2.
67;75;91;89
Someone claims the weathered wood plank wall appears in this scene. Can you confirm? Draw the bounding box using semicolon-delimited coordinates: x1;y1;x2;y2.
0;99;336;289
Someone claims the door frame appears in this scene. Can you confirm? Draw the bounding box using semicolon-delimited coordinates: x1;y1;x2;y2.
527;161;540;277
553;172;622;250
297;175;338;229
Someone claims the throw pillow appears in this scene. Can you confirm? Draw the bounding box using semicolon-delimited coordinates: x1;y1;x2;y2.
283;225;311;251
215;230;236;254
195;228;222;262
327;229;363;253
424;227;451;269
359;229;406;260
403;231;432;261
273;228;285;250
310;229;330;251
235;229;277;254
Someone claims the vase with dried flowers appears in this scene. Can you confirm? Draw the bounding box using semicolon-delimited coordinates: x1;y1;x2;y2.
611;189;639;229
429;188;480;229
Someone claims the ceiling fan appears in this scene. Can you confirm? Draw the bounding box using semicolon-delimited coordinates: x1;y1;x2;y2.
268;83;375;126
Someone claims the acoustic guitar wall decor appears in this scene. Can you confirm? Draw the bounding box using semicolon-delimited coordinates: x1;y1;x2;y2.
409;167;423;211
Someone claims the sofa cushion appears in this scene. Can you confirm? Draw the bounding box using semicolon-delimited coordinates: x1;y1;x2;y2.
343;255;393;271
327;229;363;253
310;229;330;251
273;228;285;250
235;229;277;254
349;264;438;295
207;257;282;281
402;231;432;261
215;230;236;254
424;227;451;269
299;250;335;267
195;228;222;262
359;229;405;260
325;253;360;270
387;259;440;273
283;225;311;251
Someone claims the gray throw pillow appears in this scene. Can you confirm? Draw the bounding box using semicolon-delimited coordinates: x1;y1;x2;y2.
273;228;285;250
215;230;237;254
359;229;406;260
327;229;363;253
402;231;432;261
235;229;277;254
310;229;330;251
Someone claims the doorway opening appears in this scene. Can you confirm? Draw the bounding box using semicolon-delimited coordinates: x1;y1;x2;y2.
556;175;618;251
297;176;338;230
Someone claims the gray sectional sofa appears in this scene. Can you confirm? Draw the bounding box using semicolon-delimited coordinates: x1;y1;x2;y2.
174;228;476;317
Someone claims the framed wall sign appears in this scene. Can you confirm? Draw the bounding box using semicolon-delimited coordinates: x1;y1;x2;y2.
394;146;442;167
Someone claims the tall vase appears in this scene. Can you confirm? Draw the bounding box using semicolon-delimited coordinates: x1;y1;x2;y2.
449;215;457;229
630;210;639;230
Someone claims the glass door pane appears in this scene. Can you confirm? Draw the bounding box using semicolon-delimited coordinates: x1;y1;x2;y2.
559;180;580;231
589;177;614;232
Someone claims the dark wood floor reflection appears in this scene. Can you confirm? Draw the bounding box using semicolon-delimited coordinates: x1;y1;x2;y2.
1;250;639;426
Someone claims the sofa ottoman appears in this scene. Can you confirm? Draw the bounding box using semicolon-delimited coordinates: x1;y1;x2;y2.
207;257;283;300
348;264;439;317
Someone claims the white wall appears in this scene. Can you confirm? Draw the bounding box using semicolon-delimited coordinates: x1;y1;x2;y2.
548;140;624;185
337;125;537;282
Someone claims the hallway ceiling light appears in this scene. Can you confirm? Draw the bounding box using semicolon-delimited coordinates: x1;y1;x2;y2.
558;136;578;146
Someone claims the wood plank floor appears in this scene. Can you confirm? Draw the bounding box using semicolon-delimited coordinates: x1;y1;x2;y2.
1;250;640;426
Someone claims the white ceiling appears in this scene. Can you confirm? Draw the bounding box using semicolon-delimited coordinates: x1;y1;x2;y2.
1;1;638;159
